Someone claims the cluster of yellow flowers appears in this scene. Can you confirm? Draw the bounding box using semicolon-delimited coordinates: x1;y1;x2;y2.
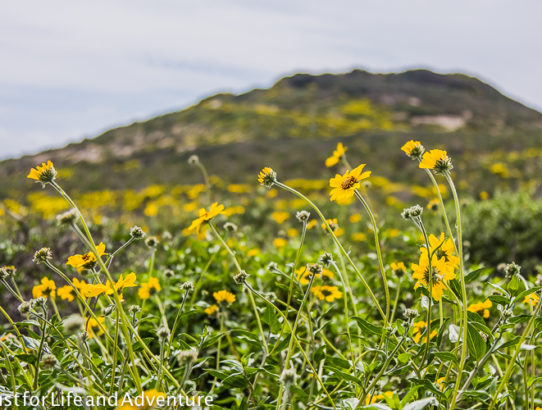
411;233;458;301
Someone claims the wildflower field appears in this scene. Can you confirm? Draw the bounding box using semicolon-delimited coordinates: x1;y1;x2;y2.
0;140;541;410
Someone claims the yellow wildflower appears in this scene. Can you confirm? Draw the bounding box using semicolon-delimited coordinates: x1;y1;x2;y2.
186;203;224;234
391;262;406;275
427;198;439;211
57;285;74;302
325;142;347;167
273;237;287;248
349;213;362;223
114;272;137;291
86;316;105;339
213;290;236;304
524;293;540;307
468;299;492;319
258;167;276;187
311;285;342;302
205;304;218;315
138;277;161;299
411;249;455;301
419;149;451;172
271;211;290;224
32;277;56;299
329;164;371;203
426;233;459;270
412;321;437;343
366;391;393;405
66;242;107;272
401;140;422;156
27;160;56;183
297;267;334;285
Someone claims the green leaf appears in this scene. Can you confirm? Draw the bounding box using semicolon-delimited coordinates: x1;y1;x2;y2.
353;316;382;336
488;295;509;305
465;267;492;283
467;323;487;361
514;287;542;304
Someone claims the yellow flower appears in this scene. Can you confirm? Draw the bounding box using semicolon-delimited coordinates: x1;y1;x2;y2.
401;140;422;156
436;377;446;391
523;293;540;307
311;285;342;302
81;283;110;298
86;316;105;339
138;276;161;299
27;160;56;183
412;321;437;343
426;233;459;270
427;198;439;211
141;390;167;409
271;211;290;224
468;299;492;319
349;213;362;223
32;277;57;299
297;267;334;285
480;191;489;200
186;203;224;234
66;242;107;272
419;149;450;170
114;272;137;291
325;142;347;167
306;220;317;230
57;285;74;302
411;249;455;301
213;290;236;304
205;304;218;315
329;164;371;203
351;232;366;242
365;391;393;405
273;237;287;248
391;262;406;275
258;167;276;187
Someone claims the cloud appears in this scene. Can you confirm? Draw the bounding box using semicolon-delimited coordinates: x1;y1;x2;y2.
1;0;541;158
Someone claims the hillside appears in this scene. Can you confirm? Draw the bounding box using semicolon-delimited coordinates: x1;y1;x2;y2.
1;68;542;197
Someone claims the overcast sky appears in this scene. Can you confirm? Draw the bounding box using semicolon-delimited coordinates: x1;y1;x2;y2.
1;0;541;159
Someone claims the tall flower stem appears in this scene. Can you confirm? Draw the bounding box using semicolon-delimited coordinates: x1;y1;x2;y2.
423;169;457;254
354;190;390;324
274;181;386;324
444;172;468;410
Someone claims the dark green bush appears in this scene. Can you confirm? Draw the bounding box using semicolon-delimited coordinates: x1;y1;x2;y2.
463;189;542;273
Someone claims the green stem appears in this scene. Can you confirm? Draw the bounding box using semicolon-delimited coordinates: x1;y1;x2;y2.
445;172;469;410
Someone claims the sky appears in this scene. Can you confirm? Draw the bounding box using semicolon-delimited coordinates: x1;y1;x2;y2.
1;0;541;159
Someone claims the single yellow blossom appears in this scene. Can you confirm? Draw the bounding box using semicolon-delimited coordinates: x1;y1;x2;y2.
419;149;450;170
57;285;74;302
311;285;342;302
205;304;218;315
468;299;492;319
329;164;371;203
186;203;224;234
412;321;437;343
138;277;161;299
325;142;347;167
86;316;105;339
213;290;236;304
27;160;56;183
32;277;57;299
66;242;107;272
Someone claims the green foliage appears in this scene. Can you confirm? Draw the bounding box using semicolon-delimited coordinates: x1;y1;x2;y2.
463;189;542;272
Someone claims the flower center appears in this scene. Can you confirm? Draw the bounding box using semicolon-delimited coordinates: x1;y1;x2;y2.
341;176;357;190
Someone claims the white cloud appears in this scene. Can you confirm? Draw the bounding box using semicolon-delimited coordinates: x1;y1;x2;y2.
1;0;541;158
